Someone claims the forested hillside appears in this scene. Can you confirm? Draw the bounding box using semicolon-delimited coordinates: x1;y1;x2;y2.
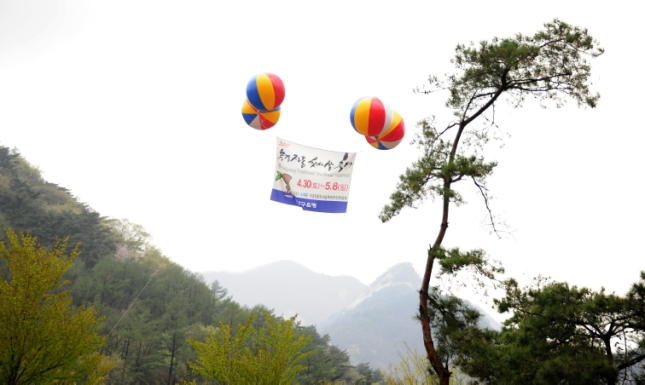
0;146;383;384
0;146;114;267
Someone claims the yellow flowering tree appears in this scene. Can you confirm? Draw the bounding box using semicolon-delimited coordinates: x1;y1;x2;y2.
0;227;114;384
188;312;311;384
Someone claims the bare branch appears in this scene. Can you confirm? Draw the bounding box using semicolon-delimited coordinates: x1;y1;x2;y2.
471;177;502;239
437;122;460;137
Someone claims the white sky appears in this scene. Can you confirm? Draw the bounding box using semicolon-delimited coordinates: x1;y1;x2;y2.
1;0;643;319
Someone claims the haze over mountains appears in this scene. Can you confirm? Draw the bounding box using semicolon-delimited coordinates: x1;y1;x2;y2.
200;260;367;326
202;260;501;369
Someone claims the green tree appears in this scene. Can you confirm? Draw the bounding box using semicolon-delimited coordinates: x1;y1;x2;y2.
0;227;114;384
380;19;603;384
355;362;385;384
295;326;353;384
162;293;189;385
106;217;152;257
451;274;645;385
188;311;311;384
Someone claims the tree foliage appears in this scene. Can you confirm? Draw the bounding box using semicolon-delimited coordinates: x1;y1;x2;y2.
296;325;356;384
355;362;385;384
0;227;113;384
450;274;645;385
381;18;603;223
380;19;603;384
187;311;311;384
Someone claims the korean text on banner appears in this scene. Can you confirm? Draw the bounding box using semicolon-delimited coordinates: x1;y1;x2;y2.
270;138;357;213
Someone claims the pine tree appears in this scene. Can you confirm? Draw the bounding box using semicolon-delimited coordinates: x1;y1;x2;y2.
380;19;603;384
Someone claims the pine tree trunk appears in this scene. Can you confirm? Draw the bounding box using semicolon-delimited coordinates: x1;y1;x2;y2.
167;331;176;385
420;185;452;384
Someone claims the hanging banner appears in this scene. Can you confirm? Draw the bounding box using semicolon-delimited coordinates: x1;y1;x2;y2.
270;137;357;213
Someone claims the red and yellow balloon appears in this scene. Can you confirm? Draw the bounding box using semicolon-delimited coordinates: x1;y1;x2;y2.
350;96;405;150
349;96;393;137
365;111;405;150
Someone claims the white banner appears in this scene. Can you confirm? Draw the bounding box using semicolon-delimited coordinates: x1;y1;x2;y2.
270;137;357;213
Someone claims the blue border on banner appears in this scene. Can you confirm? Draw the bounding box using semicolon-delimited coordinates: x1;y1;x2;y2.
270;189;348;213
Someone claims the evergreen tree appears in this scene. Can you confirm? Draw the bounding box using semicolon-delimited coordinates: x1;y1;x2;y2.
452;274;645;384
380;19;603;384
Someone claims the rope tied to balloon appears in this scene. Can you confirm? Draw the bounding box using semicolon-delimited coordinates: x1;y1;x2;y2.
241;73;405;150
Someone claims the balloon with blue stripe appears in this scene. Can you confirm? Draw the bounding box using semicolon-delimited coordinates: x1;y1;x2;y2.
246;73;285;112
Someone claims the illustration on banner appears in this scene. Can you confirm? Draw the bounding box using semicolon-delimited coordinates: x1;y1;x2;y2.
275;171;293;196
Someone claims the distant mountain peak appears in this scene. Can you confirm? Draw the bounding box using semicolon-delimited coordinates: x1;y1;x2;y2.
346;262;421;311
370;262;421;287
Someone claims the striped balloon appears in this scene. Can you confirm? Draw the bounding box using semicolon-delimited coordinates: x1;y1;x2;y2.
350;96;393;137
365;111;405;150
242;99;281;130
246;73;285;112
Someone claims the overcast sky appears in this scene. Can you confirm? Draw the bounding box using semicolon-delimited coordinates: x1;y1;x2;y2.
1;0;643;318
